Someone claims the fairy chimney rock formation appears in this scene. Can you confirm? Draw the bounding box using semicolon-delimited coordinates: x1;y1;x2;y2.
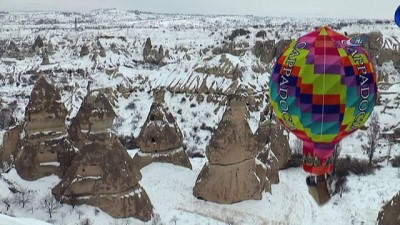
193;93;268;203
377;191;400;225
207;94;259;165
52;133;153;221
25;75;67;138
15;138;76;181
0;125;22;170
256;110;290;170
133;90;192;169
68;90;116;145
15;76;75;181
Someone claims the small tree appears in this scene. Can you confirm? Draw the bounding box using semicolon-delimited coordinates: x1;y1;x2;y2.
2;197;11;211
362;112;380;165
41;194;61;219
77;209;84;219
13;188;34;208
170;215;178;225
292;138;303;155
288;138;303;168
333;141;342;172
61;211;67;221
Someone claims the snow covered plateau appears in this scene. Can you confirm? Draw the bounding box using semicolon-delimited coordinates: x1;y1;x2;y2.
0;9;399;225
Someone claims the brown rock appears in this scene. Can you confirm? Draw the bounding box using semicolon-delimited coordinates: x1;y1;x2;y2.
195;54;243;79
15;137;76;181
193;159;263;204
257;145;280;184
228;28;250;41
133;147;192;170
80;45;90;57
256;115;290;170
68;185;153;221
41;49;50;65
25;76;67;138
211;42;248;56
252;40;276;64
377;191;400;225
255;160;271;193
0;125;22;165
206;94;259;165
68;91;116;143
137;101;183;153
52;132;153;221
135;90;191;169
32;36;44;50
255;30;267;39
275;39;292;58
142;37;168;65
53;133;140;196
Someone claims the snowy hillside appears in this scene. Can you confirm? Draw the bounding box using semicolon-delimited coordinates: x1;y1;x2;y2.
0;9;400;225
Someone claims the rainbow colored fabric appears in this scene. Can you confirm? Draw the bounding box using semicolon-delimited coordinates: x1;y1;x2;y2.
269;26;377;175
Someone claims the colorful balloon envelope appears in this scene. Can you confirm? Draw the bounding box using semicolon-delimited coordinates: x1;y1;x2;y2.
269;26;377;175
396;5;400;27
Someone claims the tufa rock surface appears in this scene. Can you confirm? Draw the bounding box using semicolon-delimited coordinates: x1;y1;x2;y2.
193;91;266;203
52;133;153;221
193;159;263;204
255;110;290;170
68;90;116;145
15;76;75;181
24;75;67;138
134;89;191;169
15;138;76;181
206;94;259;165
377;191;400;225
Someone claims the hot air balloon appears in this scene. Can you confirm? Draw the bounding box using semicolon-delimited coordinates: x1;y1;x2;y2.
395;5;400;27
269;26;377;204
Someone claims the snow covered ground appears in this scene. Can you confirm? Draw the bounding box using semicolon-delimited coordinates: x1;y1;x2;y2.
0;9;400;225
1;157;399;225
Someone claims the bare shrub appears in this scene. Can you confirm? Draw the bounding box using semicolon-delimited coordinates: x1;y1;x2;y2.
41;194;61;219
288;138;303;167
361;112;380;165
335;156;375;177
13;188;34;208
392;155;400;167
0;108;12;129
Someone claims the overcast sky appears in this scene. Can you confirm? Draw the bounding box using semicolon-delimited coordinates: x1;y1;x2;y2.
1;0;399;19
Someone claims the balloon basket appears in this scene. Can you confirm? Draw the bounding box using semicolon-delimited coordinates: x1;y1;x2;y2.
306;174;331;205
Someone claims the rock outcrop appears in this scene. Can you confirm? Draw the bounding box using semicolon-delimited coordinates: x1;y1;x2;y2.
195;54;243;79
24;76;67;138
212;42;249;56
253;40;276;64
0;125;22;171
80;45;89;57
133;89;192;169
193;93;267;203
15;76;76;180
377;191;400;225
142;37;170;65
52;133;153;221
255;111;291;170
68;90;116;148
32;36;44;51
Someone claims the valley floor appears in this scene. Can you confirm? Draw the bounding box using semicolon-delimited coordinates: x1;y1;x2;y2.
1;155;399;225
